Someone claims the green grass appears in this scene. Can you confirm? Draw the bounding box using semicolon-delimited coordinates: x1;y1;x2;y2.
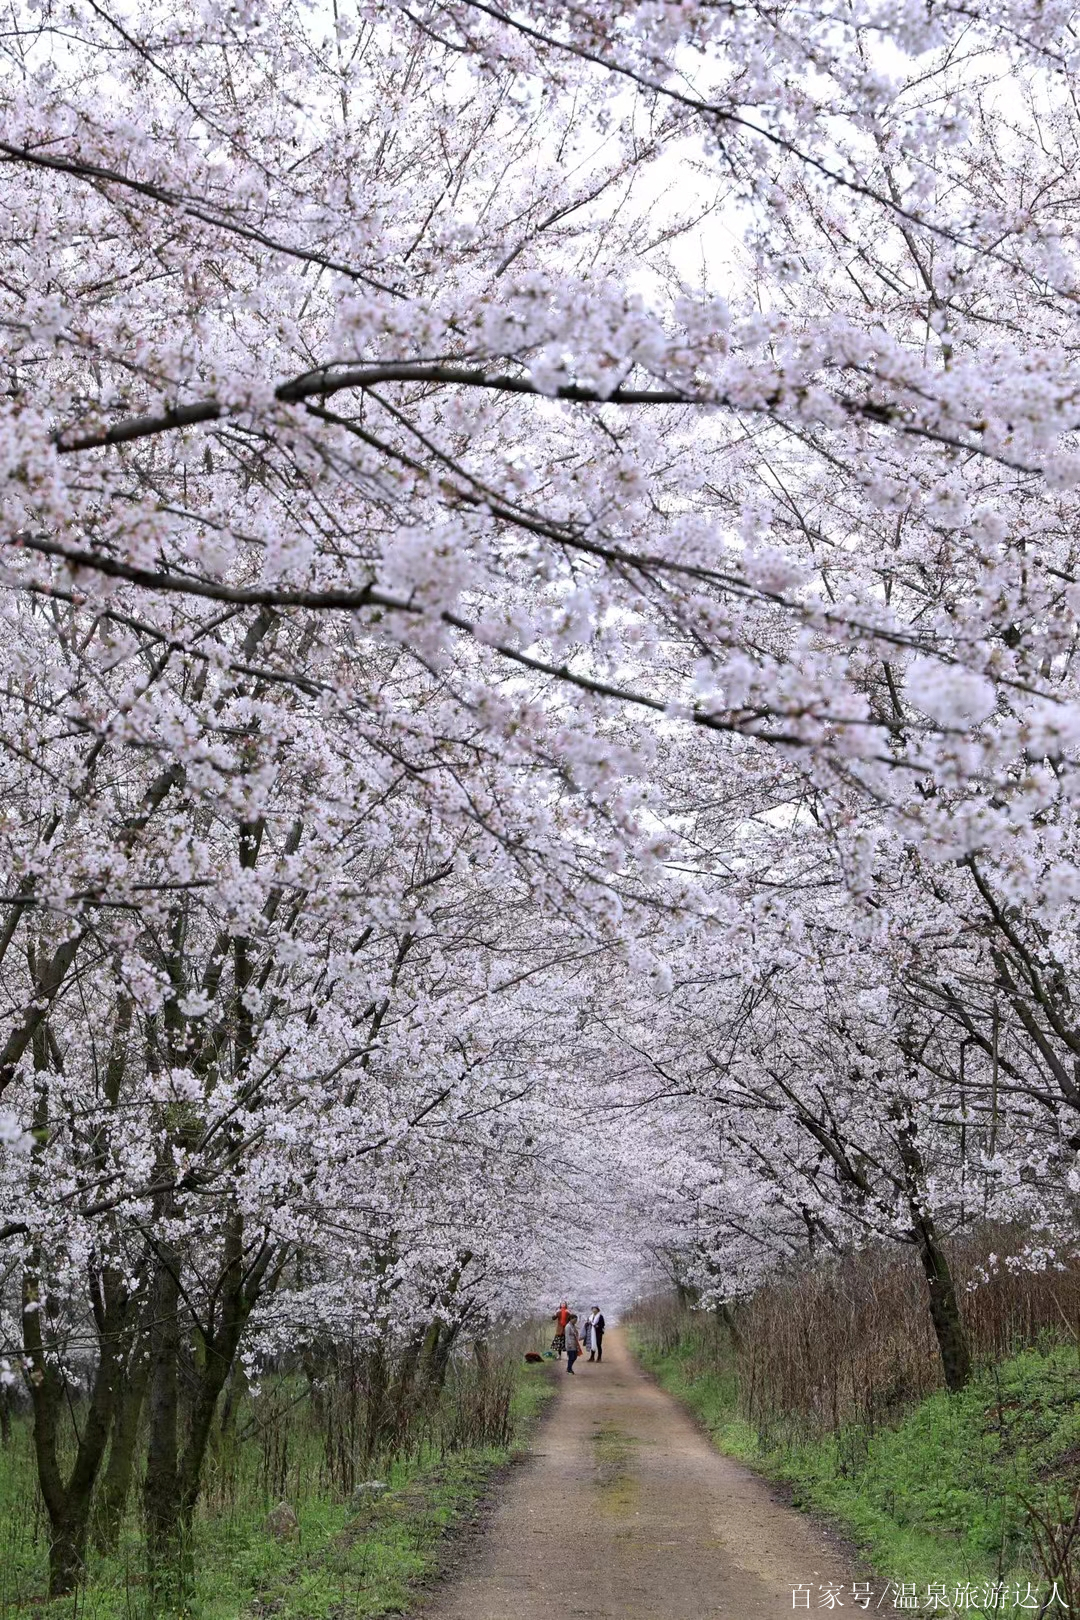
0;1364;554;1620
631;1328;1080;1613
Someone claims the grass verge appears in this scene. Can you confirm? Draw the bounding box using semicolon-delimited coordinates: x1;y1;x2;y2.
0;1363;554;1620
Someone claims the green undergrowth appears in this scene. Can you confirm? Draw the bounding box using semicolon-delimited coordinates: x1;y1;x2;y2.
0;1364;553;1620
631;1328;1080;1611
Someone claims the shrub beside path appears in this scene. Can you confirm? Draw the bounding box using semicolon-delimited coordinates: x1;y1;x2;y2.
424;1327;858;1619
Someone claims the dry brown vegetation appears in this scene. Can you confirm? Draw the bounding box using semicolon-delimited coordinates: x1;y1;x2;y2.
634;1227;1080;1442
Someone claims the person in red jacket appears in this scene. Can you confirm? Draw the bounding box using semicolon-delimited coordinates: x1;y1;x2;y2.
552;1300;570;1357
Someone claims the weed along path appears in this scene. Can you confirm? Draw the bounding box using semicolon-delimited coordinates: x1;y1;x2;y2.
425;1328;857;1620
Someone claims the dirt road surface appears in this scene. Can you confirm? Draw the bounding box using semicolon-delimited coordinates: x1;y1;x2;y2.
425;1327;859;1620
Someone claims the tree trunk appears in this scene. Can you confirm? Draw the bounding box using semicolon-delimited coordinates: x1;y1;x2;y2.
143;1254;181;1566
913;1219;972;1393
719;1302;744;1355
893;1100;972;1392
218;1354;248;1440
423;1320;461;1396
22;1053;125;1596
388;1327;426;1419
94;1339;151;1553
25;1279;123;1595
178;1317;246;1519
362;1340;393;1460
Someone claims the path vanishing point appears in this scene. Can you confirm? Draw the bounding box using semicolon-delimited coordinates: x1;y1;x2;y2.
424;1328;858;1620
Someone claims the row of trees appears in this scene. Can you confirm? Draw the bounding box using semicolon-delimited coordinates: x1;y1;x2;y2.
3;0;1080;1596
0;568;590;1588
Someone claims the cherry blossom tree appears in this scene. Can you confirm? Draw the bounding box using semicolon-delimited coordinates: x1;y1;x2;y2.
4;0;1080;1592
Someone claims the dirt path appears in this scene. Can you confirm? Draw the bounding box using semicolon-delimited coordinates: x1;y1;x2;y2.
425;1328;859;1620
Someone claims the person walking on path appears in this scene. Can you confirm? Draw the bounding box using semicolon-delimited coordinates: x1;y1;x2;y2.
552;1300;570;1357
564;1314;581;1374
588;1306;605;1362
